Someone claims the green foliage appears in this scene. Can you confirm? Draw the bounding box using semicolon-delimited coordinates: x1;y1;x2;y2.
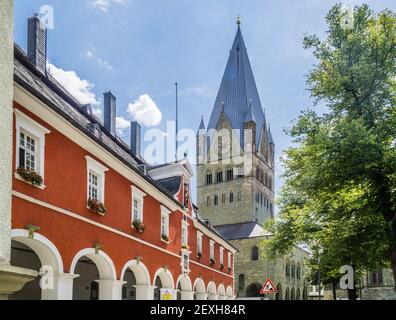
263;4;396;288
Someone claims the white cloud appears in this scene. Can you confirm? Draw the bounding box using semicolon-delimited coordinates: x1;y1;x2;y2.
85;50;113;70
91;0;127;12
47;63;99;106
116;116;131;135
127;94;162;127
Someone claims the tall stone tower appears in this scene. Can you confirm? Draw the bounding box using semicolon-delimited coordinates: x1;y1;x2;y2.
197;19;275;227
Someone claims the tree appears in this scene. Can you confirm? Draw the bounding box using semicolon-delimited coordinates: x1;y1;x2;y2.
262;4;396;300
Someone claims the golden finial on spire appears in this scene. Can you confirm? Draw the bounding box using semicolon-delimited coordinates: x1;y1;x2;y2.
236;14;241;26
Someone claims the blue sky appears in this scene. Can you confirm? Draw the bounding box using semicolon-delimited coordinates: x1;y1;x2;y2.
14;0;396;203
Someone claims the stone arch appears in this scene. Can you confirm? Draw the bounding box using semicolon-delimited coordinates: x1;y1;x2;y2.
246;282;261;297
193;278;206;300
291;287;295;300
276;283;282;300
176;274;193;300
10;229;64;300
70;248;116;281
285;287;290;300
120;260;150;285
226;285;234;299
11;229;63;273
296;288;301;300
207;281;217;300
153;268;175;289
217;283;226;300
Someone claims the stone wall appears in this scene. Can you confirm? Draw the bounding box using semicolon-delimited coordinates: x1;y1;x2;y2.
0;0;14;265
231;236;308;300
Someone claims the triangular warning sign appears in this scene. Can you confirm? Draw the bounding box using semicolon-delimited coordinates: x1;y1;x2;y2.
260;278;278;294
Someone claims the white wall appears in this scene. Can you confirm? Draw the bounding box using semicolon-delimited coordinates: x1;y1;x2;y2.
0;0;14;265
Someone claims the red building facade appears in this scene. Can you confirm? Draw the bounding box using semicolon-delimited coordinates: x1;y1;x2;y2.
9;16;236;300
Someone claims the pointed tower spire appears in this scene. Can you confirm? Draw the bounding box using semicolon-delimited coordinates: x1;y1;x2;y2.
245;101;255;123
207;19;266;150
199;116;206;130
268;125;274;144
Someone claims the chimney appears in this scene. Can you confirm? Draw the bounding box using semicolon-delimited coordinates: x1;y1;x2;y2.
27;14;47;74
103;91;116;136
130;121;141;157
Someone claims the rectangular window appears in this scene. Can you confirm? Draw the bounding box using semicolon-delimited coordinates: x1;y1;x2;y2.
220;247;224;265
89;171;100;200
161;206;170;239
228;252;232;269
86;156;108;203
15;109;50;184
206;173;213;185
197;232;203;255
182;221;189;246
19;131;38;172
131;186;146;225
210;240;215;260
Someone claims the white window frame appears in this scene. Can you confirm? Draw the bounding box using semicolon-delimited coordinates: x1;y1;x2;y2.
14;109;50;187
131;186;147;225
160;206;170;239
86;156;109;203
181;219;189;247
210;240;215;260
228;252;232;269
220;247;224;266
197;232;203;255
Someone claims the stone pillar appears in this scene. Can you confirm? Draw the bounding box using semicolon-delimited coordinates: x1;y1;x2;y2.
56;273;79;300
134;284;154;300
96;280;125;300
180;290;194;300
0;0;38;300
195;293;208;300
0;0;13;268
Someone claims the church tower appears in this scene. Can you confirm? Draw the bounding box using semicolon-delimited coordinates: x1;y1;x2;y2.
197;18;275;226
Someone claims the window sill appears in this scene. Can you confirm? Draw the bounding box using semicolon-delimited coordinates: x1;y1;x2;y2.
15;173;46;190
161;238;170;244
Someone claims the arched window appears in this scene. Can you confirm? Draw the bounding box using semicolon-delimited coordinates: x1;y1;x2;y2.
246;283;262;297
207;196;210;207
256;166;260;180
238;274;245;292
285;287;290;300
285;261;291;277
260;171;264;183
237;190;242;202
291;287;295;300
291;262;296;278
230;192;234;203
216;171;223;183
297;263;301;279
222;194;226;204
265;173;268;187
214;195;219;206
276;284;282;300
269;176;273;190
296;288;301;300
252;246;259;261
206;172;213;185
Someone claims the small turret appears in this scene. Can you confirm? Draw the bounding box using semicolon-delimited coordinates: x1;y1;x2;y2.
196;116;207;165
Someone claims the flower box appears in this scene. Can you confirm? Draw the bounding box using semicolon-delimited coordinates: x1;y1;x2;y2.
132;220;145;233
161;234;170;242
16;167;43;186
210;258;215;265
87;198;107;216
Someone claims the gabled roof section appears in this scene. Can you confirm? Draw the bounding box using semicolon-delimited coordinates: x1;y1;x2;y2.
207;24;266;149
214;221;272;240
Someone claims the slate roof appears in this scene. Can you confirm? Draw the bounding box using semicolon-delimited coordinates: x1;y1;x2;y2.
157;176;181;195
214;221;272;240
207;25;267;149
